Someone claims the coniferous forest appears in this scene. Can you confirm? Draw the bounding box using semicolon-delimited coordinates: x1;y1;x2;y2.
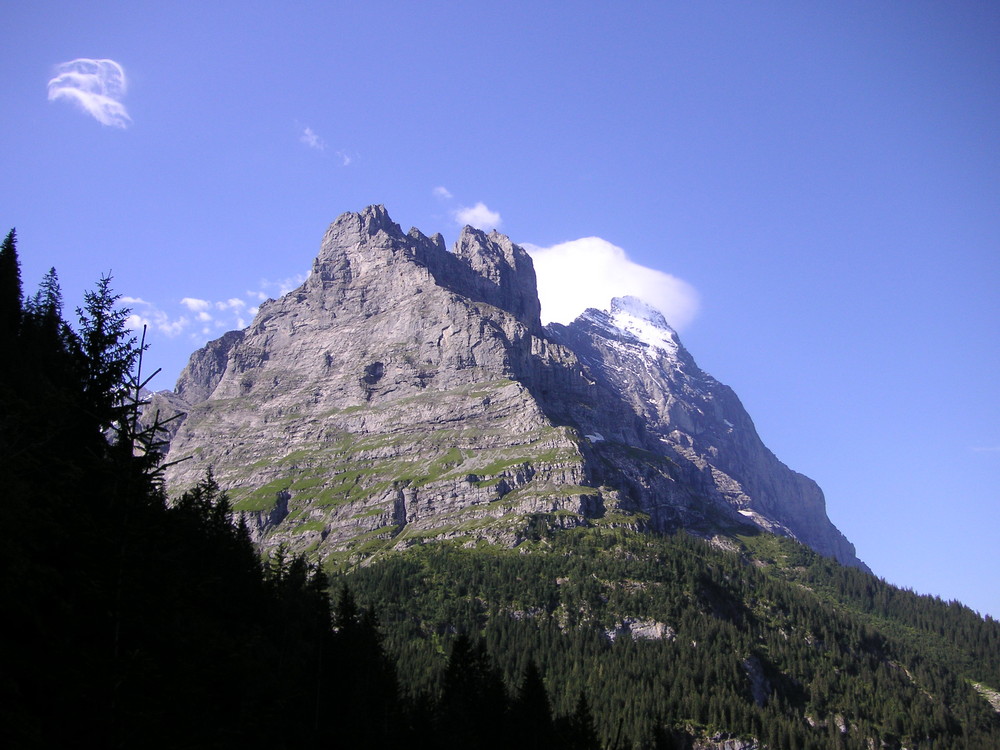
2;231;999;749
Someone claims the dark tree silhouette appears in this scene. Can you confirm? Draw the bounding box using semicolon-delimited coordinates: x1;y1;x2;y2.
511;659;556;749
0;228;21;343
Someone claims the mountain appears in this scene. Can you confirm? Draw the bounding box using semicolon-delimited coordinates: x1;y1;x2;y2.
548;296;861;567
157;205;864;570
5;221;999;750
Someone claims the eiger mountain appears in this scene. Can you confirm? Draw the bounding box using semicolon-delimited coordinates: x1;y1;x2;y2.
159;205;863;570
5;221;1000;750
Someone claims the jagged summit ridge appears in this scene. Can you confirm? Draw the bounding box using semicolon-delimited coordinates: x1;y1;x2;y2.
304;205;542;334
159;206;865;570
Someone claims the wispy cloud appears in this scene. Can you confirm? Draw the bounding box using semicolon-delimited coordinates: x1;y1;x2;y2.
216;298;246;311
252;274;308;300
124;292;262;342
524;237;700;329
971;445;1000;453
123;297;190;338
454;202;502;231
300;126;326;151
296;125;354;166
47;58;131;128
432;188;500;230
180;297;211;312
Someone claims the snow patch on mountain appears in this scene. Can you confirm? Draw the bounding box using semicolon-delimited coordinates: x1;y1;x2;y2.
607;295;680;355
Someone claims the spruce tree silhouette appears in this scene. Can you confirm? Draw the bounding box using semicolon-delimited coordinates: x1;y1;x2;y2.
438;634;510;750
0;229;21;345
511;659;555;749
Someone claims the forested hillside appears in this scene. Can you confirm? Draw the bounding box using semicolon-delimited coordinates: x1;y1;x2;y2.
336;529;1000;748
2;230;998;749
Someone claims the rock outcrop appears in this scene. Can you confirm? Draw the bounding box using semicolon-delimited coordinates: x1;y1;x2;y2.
160;206;865;569
549;295;864;566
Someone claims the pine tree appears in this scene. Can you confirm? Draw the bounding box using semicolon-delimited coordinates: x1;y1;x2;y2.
439;635;510;749
0;229;21;344
28;266;62;319
562;691;602;750
511;659;555;749
76;274;140;435
23;266;73;356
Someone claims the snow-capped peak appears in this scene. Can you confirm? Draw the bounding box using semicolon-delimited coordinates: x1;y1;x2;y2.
610;296;670;328
608;296;679;353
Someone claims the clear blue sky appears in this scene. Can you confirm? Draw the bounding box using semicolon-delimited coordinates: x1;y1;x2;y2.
3;1;998;618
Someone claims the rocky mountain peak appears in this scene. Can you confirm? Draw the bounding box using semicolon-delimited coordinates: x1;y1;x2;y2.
452;225;542;331
340;203;399;239
311;205;421;282
610;295;673;331
602;295;681;355
301;207;542;332
570;296;682;362
160;206;866;571
554;297;865;569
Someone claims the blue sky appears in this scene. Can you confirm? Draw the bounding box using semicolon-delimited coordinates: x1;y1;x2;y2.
3;1;998;618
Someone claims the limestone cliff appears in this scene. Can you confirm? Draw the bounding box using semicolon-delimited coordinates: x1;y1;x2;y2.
161;206;865;569
548;296;863;567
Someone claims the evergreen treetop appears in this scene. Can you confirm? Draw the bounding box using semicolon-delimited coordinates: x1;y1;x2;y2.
0;228;22;343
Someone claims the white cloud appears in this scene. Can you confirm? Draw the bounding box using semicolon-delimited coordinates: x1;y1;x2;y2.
256;274;307;298
158;315;190;338
125;313;147;331
123;297;191;338
122;289;269;352
454;202;502;231
433;186;453;200
47;58;131;128
524;237;700;330
177;291;275;334
300;126;326;151
336;150;352;166
216;298;246;311
180;297;211;312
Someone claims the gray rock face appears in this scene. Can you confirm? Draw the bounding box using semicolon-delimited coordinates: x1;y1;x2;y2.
548;295;865;568
161;206;866;569
175;329;245;404
164;207;594;559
